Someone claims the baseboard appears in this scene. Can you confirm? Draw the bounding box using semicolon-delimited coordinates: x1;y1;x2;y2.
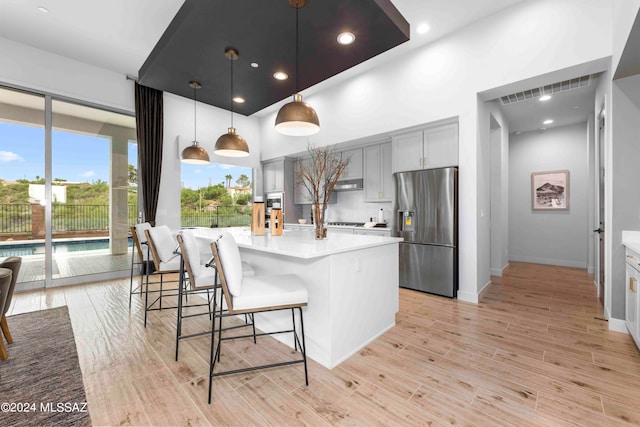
508;255;586;269
457;289;478;304
490;263;509;277
605;306;628;333
608;317;628;334
478;280;492;301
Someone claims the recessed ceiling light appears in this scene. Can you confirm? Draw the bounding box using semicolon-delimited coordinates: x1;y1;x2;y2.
250;62;259;68
337;32;355;45
543;119;554;125
416;23;430;34
273;71;288;81
514;131;522;135
539;95;551;101
232;96;245;104
37;6;49;13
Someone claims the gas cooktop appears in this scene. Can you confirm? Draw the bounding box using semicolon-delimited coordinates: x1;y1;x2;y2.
327;222;365;227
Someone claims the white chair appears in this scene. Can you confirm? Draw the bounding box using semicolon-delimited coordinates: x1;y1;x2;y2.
175;230;217;360
207;232;308;403
129;222;153;308
175;230;256;360
143;225;181;326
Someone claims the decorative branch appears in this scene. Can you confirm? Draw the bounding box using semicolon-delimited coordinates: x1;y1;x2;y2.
296;142;349;228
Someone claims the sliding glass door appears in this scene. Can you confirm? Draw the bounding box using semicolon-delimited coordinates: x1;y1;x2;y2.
0;85;137;289
0;87;46;289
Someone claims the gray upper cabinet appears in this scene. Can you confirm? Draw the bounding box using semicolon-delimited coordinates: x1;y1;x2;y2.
294;157;337;205
263;159;285;193
392;122;458;173
364;142;393;202
340;148;363;180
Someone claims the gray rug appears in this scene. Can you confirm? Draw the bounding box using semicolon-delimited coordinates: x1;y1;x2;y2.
0;306;91;427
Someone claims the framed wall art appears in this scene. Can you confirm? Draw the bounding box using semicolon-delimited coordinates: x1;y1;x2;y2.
531;170;569;211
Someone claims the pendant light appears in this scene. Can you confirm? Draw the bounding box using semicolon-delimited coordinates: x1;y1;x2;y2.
274;0;320;136
215;48;250;157
181;81;210;164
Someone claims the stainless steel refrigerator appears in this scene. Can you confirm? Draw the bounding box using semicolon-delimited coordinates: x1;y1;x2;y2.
394;167;458;297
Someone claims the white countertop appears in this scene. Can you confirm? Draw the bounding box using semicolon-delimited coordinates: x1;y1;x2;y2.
622;230;640;254
190;226;402;259
286;223;392;231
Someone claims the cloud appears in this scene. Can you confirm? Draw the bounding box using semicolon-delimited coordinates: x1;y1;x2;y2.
194;169;202;174
220;164;235;170
81;171;95;178
0;151;24;162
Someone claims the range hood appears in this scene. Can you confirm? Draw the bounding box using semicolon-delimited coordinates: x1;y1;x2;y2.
334;178;364;191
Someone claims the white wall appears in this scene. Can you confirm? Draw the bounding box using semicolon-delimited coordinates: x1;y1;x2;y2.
156;93;262;230
300;191;393;225
509;123;589;268
610;74;640;321
613;0;640;75
259;0;612;302
486;105;510;278
594;64;613;321
0;37;134;112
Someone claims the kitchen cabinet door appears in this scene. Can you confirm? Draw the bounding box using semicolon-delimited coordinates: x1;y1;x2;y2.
424;122;458;169
364;142;393;202
626;257;639;345
392;131;422;173
263;160;284;193
340;148;363;180
294;158;312;204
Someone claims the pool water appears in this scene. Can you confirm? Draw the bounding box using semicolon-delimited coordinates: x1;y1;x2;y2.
0;238;133;257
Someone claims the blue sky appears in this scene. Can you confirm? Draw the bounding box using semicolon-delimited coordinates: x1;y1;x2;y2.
0;122;252;189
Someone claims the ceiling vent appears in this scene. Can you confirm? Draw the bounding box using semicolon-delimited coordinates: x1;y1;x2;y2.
500;75;591;105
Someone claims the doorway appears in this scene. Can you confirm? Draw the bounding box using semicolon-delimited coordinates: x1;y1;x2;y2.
596;103;606;306
0;85;137;290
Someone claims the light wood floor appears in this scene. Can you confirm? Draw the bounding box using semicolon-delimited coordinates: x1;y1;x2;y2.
6;262;640;426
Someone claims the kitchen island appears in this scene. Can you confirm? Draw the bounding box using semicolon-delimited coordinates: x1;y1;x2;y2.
191;227;402;369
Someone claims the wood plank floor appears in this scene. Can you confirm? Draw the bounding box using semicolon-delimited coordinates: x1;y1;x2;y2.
6;261;640;426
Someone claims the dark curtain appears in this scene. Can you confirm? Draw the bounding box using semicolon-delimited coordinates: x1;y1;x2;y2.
134;82;163;226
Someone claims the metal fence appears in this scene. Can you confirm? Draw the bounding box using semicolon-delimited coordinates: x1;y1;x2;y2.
181;206;251;228
0;204;250;234
0;204;31;233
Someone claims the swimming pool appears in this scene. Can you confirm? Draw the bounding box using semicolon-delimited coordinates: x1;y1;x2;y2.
0;238;133;257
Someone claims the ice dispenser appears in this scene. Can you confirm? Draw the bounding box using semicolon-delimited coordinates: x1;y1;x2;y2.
398;211;415;232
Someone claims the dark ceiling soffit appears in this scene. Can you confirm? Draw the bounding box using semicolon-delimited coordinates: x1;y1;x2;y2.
138;0;410;116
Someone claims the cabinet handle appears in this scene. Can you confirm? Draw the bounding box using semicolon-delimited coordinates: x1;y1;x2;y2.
631;277;637;293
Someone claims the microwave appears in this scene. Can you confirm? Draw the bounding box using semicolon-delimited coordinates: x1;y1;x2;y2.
265;192;284;215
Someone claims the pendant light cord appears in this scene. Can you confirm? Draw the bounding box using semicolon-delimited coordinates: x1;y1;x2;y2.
295;2;299;93
230;54;234;128
193;85;197;144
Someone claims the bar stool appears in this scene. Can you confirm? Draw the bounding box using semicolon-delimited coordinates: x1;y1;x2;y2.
207;232;308;403
175;230;257;360
143;225;181;326
0;256;21;360
130;222;152;308
0;268;12;360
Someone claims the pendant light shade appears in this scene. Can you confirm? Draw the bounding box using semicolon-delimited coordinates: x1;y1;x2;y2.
181;81;210;164
215;48;250;157
274;93;319;136
275;0;320;136
215;127;250;157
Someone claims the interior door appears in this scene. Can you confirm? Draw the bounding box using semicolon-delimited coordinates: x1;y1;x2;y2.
597;109;605;306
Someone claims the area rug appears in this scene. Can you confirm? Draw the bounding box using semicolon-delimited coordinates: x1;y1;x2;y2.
0;306;91;427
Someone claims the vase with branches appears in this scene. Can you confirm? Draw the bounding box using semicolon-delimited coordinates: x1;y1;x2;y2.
296;143;349;239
